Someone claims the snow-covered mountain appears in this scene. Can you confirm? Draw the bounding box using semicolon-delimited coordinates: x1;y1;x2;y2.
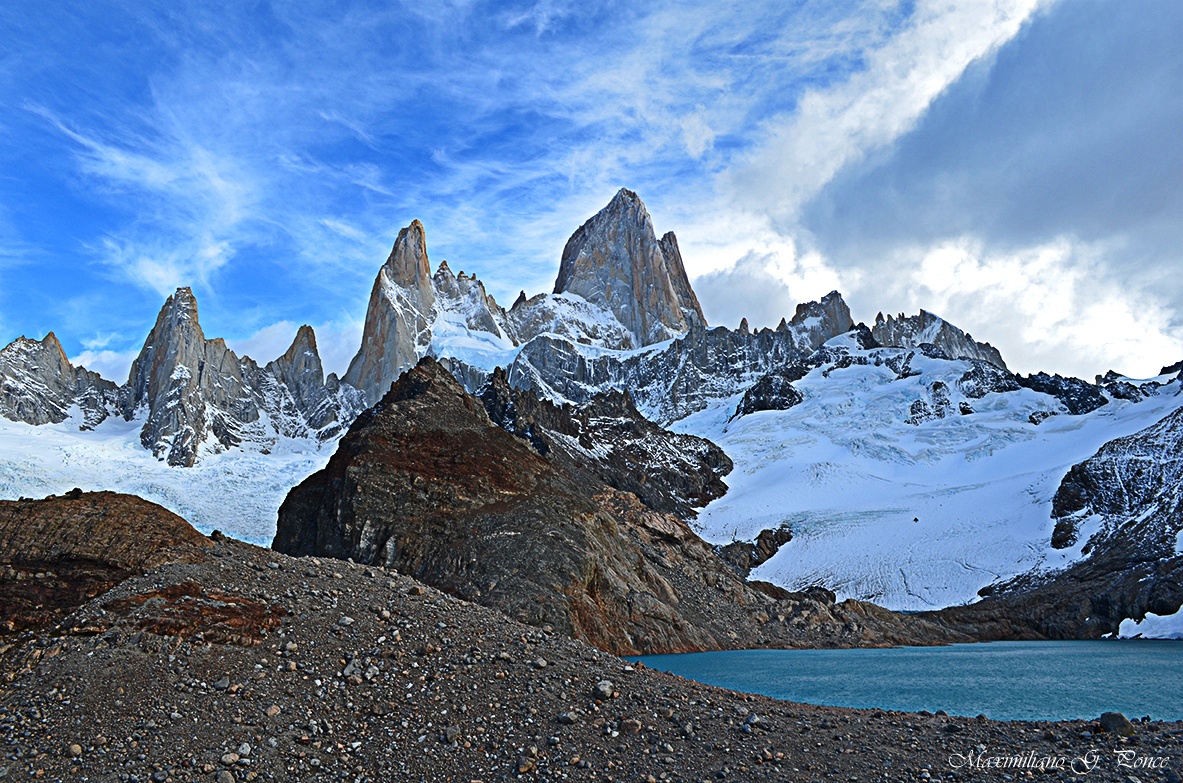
0;287;362;467
674;331;1183;612
2;188;1182;637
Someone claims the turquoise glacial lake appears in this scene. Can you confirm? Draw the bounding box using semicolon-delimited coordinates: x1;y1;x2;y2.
632;641;1183;722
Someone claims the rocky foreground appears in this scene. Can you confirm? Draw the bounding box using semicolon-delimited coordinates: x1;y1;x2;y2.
2;497;1181;782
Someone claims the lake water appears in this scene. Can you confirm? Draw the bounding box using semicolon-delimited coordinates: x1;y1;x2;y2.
632;641;1183;722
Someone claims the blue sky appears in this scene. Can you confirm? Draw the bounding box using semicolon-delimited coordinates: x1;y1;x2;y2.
1;0;1179;380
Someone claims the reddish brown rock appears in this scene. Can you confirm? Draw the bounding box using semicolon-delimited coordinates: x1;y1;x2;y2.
0;491;211;634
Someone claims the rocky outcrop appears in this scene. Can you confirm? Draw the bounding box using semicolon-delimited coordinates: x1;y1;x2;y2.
957;359;1020;398
872;310;1007;370
931;405;1183;640
0;490;211;634
0;333;118;429
1016;372;1108;415
342;221;438;404
905;380;955;425
274;358;960;654
731;368;806;420
553;189;705;348
718;526;794;577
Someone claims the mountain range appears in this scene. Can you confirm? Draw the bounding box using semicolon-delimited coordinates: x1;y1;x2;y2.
2;188;1181;638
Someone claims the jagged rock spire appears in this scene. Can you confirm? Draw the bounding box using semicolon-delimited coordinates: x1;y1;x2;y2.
342;221;440;404
554;188;706;348
121;288;260;466
871;309;1007;369
0;332;117;428
385;220;436;309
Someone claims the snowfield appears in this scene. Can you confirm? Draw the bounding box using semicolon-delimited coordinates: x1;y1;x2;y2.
675;341;1183;611
0;411;333;545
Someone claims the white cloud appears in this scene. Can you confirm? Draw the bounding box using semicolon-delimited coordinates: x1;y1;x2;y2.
729;0;1048;221
71;347;139;383
866;236;1183;379
31;104;260;294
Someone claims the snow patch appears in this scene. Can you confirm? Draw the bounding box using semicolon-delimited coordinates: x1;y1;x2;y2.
1119;607;1183;639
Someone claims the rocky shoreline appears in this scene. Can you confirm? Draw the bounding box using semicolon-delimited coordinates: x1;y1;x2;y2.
2;525;1180;782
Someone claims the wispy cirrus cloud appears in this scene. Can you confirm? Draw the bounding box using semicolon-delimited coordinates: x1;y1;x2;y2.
4;0;1178;381
27;103;261;296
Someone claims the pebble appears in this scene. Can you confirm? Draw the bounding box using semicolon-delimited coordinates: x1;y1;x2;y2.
215;771;236;783
338;615;355;627
593;680;615;700
265;704;282;718
213;676;230;691
66;743;82;757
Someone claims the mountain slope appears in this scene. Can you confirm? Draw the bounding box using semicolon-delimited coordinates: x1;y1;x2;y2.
0;332;117;429
677;332;1183;611
274;358;961;654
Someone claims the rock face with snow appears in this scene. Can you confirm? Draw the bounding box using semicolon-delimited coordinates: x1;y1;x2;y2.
337;192;853;424
274;357;963;654
507;291;854;423
263;325;364;439
122;288;265;466
1016;372;1108;415
872;310;1007;369
342;221;440;404
0;287;360;467
553;188;704;348
0;333;118;429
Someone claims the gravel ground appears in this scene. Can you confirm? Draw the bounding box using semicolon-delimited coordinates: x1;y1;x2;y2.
2;538;1180;782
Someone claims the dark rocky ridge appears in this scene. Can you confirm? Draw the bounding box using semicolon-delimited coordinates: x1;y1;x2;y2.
477;366;731;518
274;358;964;655
1016;372;1109;416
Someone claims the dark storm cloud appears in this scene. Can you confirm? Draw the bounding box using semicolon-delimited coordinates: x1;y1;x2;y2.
801;0;1183;292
